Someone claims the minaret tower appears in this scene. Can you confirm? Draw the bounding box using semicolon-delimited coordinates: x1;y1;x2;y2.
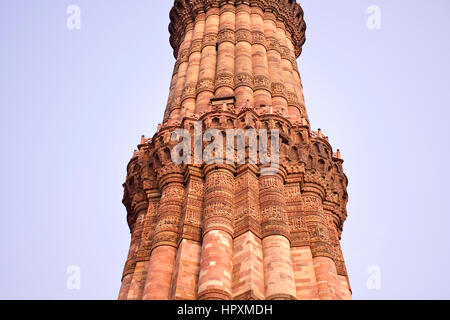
119;0;352;300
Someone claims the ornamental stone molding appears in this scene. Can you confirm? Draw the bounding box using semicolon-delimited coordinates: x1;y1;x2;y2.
169;0;306;58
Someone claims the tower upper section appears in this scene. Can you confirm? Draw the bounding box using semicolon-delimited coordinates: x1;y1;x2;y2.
169;0;306;58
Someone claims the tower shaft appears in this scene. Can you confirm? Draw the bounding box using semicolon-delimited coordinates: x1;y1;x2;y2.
120;0;352;300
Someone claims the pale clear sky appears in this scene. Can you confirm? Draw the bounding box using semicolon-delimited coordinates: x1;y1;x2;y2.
0;0;449;300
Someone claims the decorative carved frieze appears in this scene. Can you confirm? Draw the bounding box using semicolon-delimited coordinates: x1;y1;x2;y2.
271;82;287;99
189;39;203;55
253;75;271;92
215;72;235;90
169;1;306;58
235;28;252;44
197;78;215;94
179;48;190;63
280;45;291;60
252;31;266;46
235;72;254;89
202;32;218;49
218;29;236;45
266;36;281;53
287;91;300;107
182;83;197;102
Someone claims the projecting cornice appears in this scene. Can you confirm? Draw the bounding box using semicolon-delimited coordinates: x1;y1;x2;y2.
169;0;306;58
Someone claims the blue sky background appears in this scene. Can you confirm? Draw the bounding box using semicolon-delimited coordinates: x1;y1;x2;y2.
0;0;449;300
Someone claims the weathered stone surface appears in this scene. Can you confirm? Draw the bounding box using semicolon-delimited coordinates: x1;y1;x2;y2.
119;1;351;301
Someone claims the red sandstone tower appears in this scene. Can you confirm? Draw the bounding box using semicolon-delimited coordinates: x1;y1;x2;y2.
119;0;351;300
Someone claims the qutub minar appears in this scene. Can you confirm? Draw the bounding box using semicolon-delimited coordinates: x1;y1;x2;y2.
119;0;351;300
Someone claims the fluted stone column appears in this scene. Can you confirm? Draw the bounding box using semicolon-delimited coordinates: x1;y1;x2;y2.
126;191;159;300
169;24;194;124
264;12;288;114
250;5;272;109
286;35;309;125
181;13;206;119
277;22;302;123
164;58;181;123
118;262;133;299
118;191;148;300
215;5;236;98
170;167;204;300
285;177;320;300
259;170;296;300
335;238;352;300
302;174;335;300
323;200;352;300
143;172;184;300
195;8;219;115
234;4;254;107
198;166;235;300
232;165;264;300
